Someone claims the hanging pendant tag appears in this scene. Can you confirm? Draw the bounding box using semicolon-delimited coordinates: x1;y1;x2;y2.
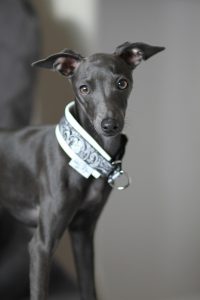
108;160;131;190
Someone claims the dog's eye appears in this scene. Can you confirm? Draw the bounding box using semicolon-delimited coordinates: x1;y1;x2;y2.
79;85;90;95
117;79;128;90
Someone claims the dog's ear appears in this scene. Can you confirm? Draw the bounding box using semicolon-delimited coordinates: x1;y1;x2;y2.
114;42;165;69
32;49;84;77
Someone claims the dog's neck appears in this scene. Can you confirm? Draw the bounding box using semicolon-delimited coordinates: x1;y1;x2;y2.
73;100;122;158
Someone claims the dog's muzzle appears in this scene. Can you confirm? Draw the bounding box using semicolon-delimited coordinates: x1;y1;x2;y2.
101;118;121;136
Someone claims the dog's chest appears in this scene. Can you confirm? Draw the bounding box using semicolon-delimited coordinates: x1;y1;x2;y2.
78;176;110;210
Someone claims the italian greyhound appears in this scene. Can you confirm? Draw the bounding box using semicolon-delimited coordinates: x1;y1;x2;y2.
0;42;164;300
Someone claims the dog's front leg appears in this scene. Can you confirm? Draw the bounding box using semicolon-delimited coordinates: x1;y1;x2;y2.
28;197;78;300
69;180;112;300
70;226;96;300
29;228;51;300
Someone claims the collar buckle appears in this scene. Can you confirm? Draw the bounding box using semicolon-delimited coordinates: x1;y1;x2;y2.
108;160;131;190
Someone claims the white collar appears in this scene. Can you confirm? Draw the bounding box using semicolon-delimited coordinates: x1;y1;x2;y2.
64;101;111;161
55;101;130;189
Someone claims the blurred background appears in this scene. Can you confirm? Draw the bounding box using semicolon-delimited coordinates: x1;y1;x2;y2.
1;0;200;300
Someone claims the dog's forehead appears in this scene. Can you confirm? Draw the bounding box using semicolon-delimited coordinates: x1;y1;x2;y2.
80;53;130;74
87;53;118;64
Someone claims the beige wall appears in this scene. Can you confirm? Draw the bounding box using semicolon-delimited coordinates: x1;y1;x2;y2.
95;1;200;300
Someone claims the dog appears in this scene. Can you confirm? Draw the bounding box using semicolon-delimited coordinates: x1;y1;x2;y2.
0;42;164;300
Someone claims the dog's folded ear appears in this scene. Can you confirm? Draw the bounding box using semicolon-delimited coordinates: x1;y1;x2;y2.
32;49;84;77
114;42;165;69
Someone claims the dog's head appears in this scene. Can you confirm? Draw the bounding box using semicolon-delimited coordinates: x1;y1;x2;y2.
33;42;164;137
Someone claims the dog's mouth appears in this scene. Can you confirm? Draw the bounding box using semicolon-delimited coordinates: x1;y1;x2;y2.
101;128;122;137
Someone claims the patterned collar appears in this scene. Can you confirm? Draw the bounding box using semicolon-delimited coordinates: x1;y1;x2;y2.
55;101;130;190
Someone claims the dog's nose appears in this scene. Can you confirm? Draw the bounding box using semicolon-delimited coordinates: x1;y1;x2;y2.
101;118;120;135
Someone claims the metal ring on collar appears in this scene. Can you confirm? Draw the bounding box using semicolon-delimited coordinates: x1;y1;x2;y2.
108;161;131;190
